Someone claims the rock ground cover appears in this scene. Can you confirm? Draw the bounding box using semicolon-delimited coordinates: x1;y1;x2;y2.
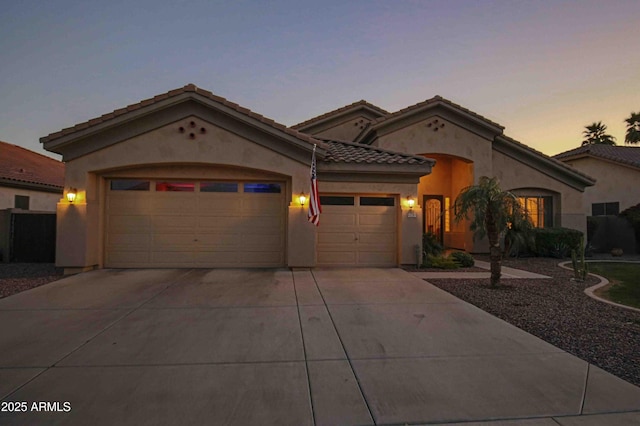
428;256;640;387
0;263;63;298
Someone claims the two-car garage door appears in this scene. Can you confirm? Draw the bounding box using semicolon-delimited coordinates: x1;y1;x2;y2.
105;179;285;268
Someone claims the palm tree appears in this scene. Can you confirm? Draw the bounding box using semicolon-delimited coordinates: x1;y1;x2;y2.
453;176;524;287
582;121;616;146
625;112;640;145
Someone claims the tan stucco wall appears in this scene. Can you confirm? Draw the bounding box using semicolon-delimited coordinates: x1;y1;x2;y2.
493;150;586;234
373;116;493;182
417;155;474;250
0;186;61;211
57;115;417;270
58;116;316;269
319;181;421;265
310;116;371;142
562;157;640;214
374;117;494;252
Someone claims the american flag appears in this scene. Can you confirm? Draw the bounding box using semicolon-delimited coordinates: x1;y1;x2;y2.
308;144;322;226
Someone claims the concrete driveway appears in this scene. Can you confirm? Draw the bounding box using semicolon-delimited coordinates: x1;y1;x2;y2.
1;268;639;425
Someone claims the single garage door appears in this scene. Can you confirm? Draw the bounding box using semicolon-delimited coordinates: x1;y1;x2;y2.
317;195;397;266
105;179;285;268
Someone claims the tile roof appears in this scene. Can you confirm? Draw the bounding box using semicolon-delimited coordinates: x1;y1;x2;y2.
319;138;434;165
41;84;325;149
291;100;389;130
554;144;640;169
0;141;65;189
496;135;596;184
370;95;505;130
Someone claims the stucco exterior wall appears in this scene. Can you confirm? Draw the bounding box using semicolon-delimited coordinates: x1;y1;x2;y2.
493;150;586;234
0;186;61;211
562;157;640;214
57;116;315;270
375;118;493;252
310;117;372;142
373;116;493;182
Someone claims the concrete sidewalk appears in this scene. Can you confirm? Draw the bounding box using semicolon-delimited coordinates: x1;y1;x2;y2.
0;268;638;425
413;259;551;280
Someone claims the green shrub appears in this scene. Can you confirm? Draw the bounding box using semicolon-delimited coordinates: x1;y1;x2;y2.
422;232;443;258
532;227;582;258
425;255;459;269
449;251;475;267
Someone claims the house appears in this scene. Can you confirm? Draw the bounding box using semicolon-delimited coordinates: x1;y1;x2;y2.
0;141;64;211
0;141;64;262
554;145;640;216
41;84;594;273
293;96;595;251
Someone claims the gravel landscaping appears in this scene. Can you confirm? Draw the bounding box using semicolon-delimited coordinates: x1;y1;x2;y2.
0;263;64;299
428;256;640;387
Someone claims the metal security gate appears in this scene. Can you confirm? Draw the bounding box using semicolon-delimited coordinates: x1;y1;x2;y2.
10;213;57;262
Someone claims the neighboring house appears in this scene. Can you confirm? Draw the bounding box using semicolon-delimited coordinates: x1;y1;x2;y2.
554;145;640;216
41;84;593;273
0;141;64;211
0;141;64;262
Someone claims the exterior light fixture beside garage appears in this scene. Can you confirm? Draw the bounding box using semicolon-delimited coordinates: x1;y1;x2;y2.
66;188;77;203
299;193;307;206
406;196;417;218
407;196;415;209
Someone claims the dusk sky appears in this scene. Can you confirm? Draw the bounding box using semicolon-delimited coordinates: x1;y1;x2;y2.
1;0;638;159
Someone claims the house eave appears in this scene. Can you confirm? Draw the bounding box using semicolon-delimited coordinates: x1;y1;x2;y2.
494;136;596;191
317;162;432;184
41;93;327;163
0;178;63;193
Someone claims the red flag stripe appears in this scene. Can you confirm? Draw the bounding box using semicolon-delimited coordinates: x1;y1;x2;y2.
308;145;321;226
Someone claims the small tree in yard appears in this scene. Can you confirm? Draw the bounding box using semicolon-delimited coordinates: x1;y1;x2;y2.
454;176;525;287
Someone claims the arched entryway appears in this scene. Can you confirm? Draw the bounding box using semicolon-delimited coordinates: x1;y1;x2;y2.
418;154;474;250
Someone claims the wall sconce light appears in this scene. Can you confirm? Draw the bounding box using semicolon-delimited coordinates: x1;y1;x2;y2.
407;196;415;209
66;188;77;203
299;193;307;206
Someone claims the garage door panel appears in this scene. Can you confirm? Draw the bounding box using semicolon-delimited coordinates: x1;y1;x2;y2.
197;216;242;229
243;198;283;214
151;250;199;264
245;234;284;249
357;251;396;265
152;216;197;230
317;251;357;265
107;251;150;264
193;251;241;265
317;195;397;267
107;233;150;249
240;218;283;233
322;216;357;230
318;232;356;244
358;211;395;226
358;232;395;245
197;232;241;246
151;195;196;213
107;197;154;215
109;216;152;233
197;198;243;214
106;179;285;268
239;251;284;265
152;233;197;248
